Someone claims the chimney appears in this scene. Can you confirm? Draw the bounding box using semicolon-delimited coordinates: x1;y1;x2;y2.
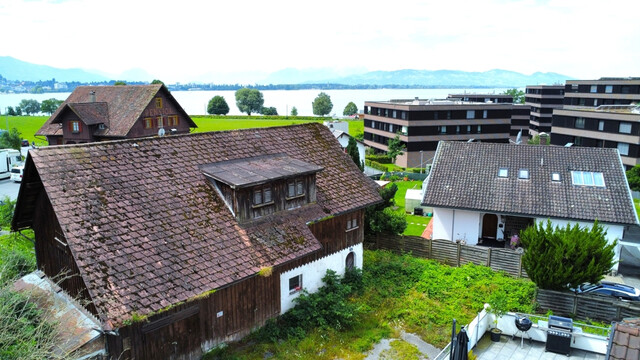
539;132;549;145
90;91;96;103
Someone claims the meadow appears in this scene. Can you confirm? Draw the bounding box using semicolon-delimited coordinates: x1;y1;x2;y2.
4;115;364;146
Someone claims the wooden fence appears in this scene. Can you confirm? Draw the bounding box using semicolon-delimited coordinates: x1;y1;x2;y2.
536;289;640;322
367;234;528;278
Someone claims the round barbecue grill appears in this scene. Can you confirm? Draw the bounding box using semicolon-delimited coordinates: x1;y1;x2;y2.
513;316;532;348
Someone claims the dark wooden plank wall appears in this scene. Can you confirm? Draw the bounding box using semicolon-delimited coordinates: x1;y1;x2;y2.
32;191;97;315
110;273;280;360
308;209;363;256
128;91;192;138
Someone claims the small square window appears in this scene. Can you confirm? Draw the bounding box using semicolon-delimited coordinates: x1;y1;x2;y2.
466;110;475;119
619;122;632;134
605;85;613;93
518;169;529;179
498;168;508;178
551;173;561;182
253;189;263;205
590;85;597;93
618;143;629;156
289;274;302;294
575;118;585;128
347;217;358;230
155;97;163;108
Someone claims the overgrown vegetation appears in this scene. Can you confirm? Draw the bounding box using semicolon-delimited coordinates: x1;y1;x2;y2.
365;183;407;235
520;220;616;290
0;229;64;359
205;250;536;359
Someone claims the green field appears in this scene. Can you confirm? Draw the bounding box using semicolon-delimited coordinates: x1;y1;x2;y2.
3;115;364;146
390;180;431;236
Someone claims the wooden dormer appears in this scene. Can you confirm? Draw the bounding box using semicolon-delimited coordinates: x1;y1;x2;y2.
200;154;323;223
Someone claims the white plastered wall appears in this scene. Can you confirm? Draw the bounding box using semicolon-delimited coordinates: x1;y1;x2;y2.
279;243;363;314
432;208;481;245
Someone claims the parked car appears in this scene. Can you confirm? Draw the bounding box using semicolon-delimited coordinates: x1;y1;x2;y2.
573;282;640;301
10;163;24;182
21;139;29;147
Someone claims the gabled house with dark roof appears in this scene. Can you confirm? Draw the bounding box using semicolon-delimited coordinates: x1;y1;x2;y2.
422;141;638;272
35;84;197;145
12;123;381;360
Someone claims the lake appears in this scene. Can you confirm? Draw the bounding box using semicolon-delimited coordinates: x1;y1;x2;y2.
0;88;512;117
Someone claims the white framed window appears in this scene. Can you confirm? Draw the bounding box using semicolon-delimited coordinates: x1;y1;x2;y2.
498;168;508;178
571;171;605;187
618;142;630;156
518;169;530;179
590;85;597;93
466;110;475;119
346;217;359;231
439;126;446;134
289;274;302;294
619;122;632;134
605;85;613;93
575;118;585;129
598;120;604;131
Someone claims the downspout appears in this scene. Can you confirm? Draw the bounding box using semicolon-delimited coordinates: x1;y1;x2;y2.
451;210;456;242
604;322;616;359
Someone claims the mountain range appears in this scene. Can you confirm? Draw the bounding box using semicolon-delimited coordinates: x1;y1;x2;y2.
0;56;570;87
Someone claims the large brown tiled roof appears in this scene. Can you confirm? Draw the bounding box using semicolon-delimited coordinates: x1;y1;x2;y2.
35;84;195;138
16;123;380;327
422;141;638;225
610;318;640;360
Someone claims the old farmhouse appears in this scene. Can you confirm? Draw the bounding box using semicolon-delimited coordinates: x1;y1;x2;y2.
12;123;381;359
422;141;638;272
35;84;196;145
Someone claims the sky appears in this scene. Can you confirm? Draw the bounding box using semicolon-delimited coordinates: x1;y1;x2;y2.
1;0;639;83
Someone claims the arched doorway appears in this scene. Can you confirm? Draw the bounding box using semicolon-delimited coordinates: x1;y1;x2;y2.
481;214;498;239
345;252;355;270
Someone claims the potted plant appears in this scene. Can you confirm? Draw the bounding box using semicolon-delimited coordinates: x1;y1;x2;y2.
487;292;509;342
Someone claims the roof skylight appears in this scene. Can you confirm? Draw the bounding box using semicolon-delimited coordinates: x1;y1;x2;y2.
571;171;605;187
498;168;508;178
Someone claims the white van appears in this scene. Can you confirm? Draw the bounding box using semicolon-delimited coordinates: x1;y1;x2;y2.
11;163;24;182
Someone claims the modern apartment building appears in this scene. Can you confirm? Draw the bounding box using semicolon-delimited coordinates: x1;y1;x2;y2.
525;85;564;137
550;78;640;169
511;104;531;142
447;94;513;104
363;98;511;168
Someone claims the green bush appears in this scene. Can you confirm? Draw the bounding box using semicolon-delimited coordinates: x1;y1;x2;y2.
520;220;616;290
251;269;362;342
0;196;16;229
366;154;392;164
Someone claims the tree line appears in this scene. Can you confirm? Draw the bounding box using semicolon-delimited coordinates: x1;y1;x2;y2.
207;88;359;117
4;98;64;116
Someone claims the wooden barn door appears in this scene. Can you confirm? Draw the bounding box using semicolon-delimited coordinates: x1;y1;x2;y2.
140;305;202;360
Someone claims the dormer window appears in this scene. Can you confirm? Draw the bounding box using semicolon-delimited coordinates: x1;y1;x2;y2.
518;169;529;179
287;179;305;198
498;168;508;178
253;186;273;206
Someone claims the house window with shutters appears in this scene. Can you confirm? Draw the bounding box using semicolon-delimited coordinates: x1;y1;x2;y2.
144;117;154;129
69;121;81;133
157;116;164;128
168;115;179;126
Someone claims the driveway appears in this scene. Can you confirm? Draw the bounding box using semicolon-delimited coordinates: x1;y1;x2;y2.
0;177;20;201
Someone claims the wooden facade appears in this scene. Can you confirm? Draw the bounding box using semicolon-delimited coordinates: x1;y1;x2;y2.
31;185;364;359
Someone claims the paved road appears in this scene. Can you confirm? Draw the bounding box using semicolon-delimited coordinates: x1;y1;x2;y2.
0;177;20;201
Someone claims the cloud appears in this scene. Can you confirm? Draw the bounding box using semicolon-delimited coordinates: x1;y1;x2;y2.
1;0;638;82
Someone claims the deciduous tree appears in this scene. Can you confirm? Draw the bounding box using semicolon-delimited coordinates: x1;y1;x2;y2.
626;164;640;191
519;220;616;290
261;106;278;115
235;88;264;116
40;98;64;115
387;133;406;163
312;92;333;116
343;101;358;116
291;107;298;116
503;88;525;104
207;96;230;115
18;99;40;116
0;128;22;150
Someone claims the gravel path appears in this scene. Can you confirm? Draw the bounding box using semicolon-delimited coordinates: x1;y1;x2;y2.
364;331;441;360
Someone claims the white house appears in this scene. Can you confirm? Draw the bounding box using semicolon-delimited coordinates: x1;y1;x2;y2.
331;129;365;170
422;141;639;272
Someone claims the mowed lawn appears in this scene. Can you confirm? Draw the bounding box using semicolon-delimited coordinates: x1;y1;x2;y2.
5;115;364;144
391;180;431;236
